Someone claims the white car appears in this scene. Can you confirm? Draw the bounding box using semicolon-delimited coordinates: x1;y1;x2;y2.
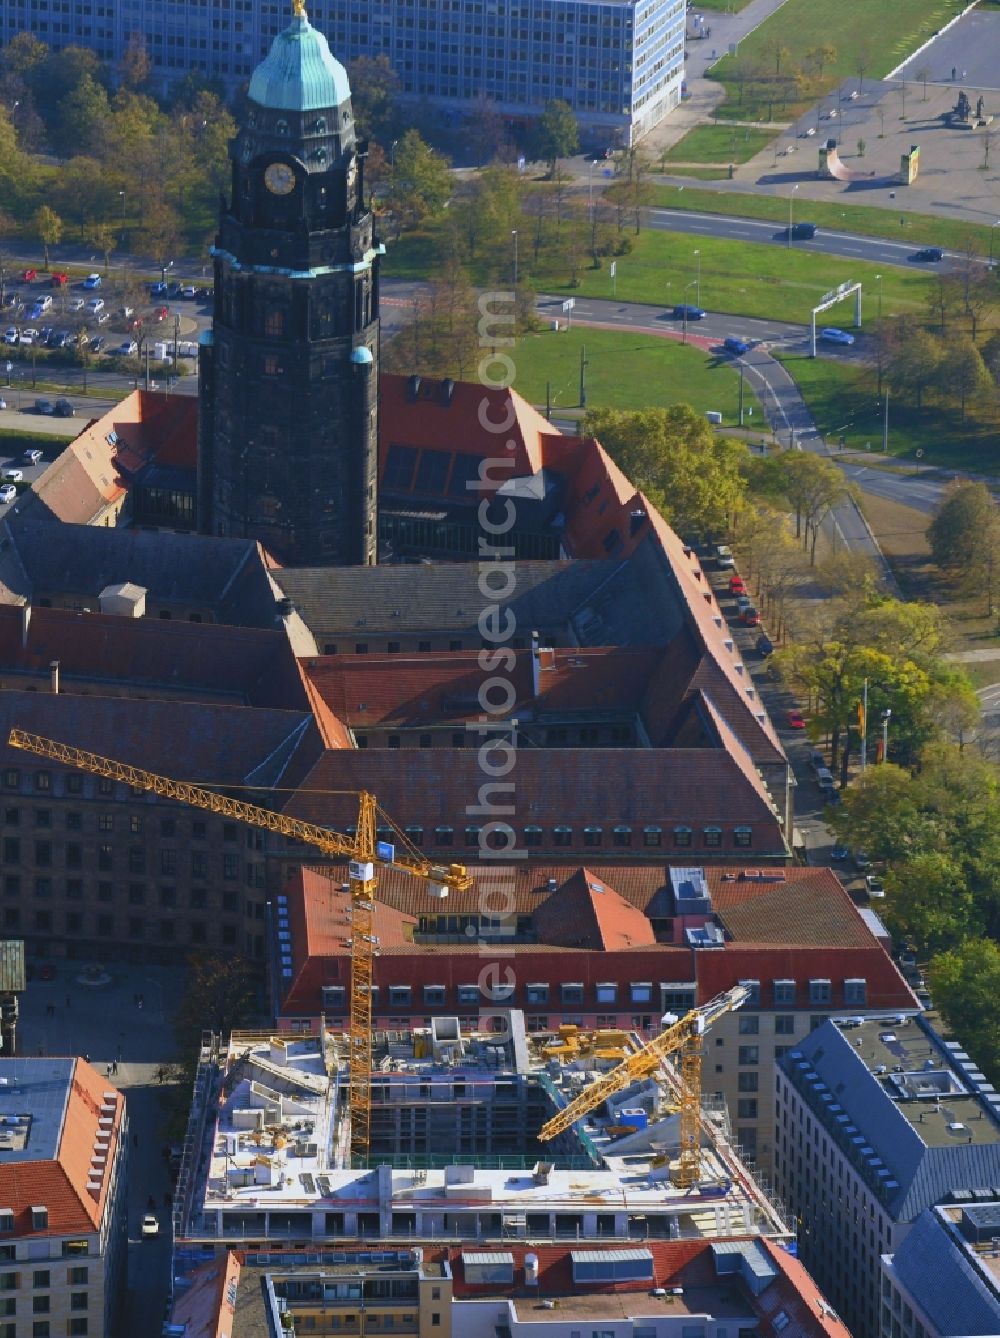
68;297;85;312
116;340;139;357
96;311;110;325
715;544;736;569
86;297;104;314
2;328;16;345
0;485;16;505
1;469;23;483
18;331;35;345
121;306;134;319
140;1213;159;1239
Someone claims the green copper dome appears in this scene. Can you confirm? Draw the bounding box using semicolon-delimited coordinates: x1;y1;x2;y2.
248;10;351;112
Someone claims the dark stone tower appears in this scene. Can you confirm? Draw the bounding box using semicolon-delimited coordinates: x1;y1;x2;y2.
198;0;380;565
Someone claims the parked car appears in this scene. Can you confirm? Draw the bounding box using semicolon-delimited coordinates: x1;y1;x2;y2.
741;605;760;626
149;281;169;297
735;594;752;613
96;311;110;324
854;850;871;870
715;544;736;569
787;708;806;729
673;303;706;320
911;247;943;263
830;843;850;861
82;272;102;289
50;273;68;287
18;331;35;345
799;126;817;137
808;749;825;771
154;306;169;321
0;398;6;410
115;341;139;357
1;468;23;483
34;398;54;415
865;874;885;898
728;574;746;595
179;285;197;299
34;295;52;314
21;448;43;465
89;336;106;352
53;399;75;417
86;297;105;314
723;335;750;356
141;1214;159;1239
821;327;855;346
51;331;69;348
0;484;16;505
756;633;774;656
68;297;85;312
21;269;37;282
2;328;17;345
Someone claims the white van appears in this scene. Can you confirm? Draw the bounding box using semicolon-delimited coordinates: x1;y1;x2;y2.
705;410;723;425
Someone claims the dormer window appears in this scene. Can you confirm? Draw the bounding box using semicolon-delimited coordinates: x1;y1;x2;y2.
314;116;328;134
275;119;289;135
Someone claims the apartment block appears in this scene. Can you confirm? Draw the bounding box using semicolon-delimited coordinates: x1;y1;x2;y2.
880;1200;1000;1337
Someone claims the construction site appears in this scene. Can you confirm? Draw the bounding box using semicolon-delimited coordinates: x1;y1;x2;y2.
170;1004;789;1254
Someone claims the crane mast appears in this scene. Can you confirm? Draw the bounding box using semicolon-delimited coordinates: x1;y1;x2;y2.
538;984;750;1188
7;728;472;1163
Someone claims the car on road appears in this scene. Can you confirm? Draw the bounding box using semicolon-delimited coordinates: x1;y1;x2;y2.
673;303;706;321
68;297;85;312
0;485;16;505
86;297;104;314
141;1214;159;1239
53;399;75;417
853;849;871;870
723;335;750;356
821;327;855;346
115;340;139;357
154;305;169;321
728;574;746;595
787;708;806;729
21;269;37;282
1;468;23;483
83;272;102;289
741;605;760;626
786;221;817;239
0;399;5;410
756;632;774;656
865;874;885;898
715;544;736;569
911;248;943;263
34;399;54;415
799;127;817;137
180;284;197;299
21;449;43;465
2;328;16;345
830;843;850;861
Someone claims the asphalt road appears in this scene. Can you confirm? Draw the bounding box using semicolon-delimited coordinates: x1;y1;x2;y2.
644;208;964;271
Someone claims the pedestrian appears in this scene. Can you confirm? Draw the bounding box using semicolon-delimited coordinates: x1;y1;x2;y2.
106;1064;112;1078
137;998;143;1010
952;66;957;81
112;1060;118;1076
65;994;70;1008
83;1053;89;1063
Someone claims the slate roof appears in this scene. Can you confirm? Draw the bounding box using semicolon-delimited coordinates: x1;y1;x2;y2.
0;690;324;789
890;1207;1000;1336
0;518;278;625
0;1057;125;1237
784;1020;1000;1221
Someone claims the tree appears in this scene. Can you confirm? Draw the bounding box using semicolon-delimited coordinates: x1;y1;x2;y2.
173;951;256;1056
940;336;991;420
982;330;1000;386
583;405;748;536
778;452;849;563
49;157;117;241
135;193;181;275
387;130;451;233
465;95;506;168
887;327;941;409
806;43;837;78
87;222;117;274
49;72;109;158
118;31;151;91
769;41;790;75
346;55;401;144
885;852;978;954
33;205;62;269
928;481;1000;595
929;938;1000;1084
529;100;579;176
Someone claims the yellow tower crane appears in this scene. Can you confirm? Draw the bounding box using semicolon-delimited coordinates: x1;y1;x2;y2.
7;729;473;1164
537;983;750;1188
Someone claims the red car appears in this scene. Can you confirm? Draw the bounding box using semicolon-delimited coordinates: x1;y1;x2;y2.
787;708;806;729
741;607;760;626
729;574;746;596
154;306;168;321
22;269;37;283
50;273;68;287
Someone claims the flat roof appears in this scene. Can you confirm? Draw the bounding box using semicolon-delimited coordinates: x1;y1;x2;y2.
510;1285;752;1321
0;1057;73;1163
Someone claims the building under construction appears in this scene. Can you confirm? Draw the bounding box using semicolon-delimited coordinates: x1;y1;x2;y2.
171;1011;788;1254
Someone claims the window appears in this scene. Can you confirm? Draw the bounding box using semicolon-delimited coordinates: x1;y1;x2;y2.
97;778;113;797
2;810;16;827
405;826;424;847
34;809;50;829
595;983;617;1004
34;772;50;793
526;984;549;1005
463;827;481;848
775;1015;794;1035
612;826;631;847
1;771;18;791
643;826;662;847
97;813;114;832
223;854;239;879
1;839;16;863
129;815;143;835
738;1046;759;1065
738;1015;759;1035
736;1099;758;1119
98;844;113;871
160;849;177;876
672;826;692;848
457;985;479;1006
33;1270;49;1288
561;983;584;1004
524;826;543;847
322;986;346;1011
66;775;82;796
733;826;752;848
631;982;652;1004
32;1326;50;1338
70;1292;88;1310
34;842;51;868
738;1072;759;1092
423;985;446;1007
388;986;411;1007
552;826;572;846
773;978;795;1006
739;978;760;1006
702;826;722;848
809;978;832;1005
434;826;453;847
68;1323;88;1337
33;1298;50;1314
844;978;867;1005
162;819;177;838
66;811;81;831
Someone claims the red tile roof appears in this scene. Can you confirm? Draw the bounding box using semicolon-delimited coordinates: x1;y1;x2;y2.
531;867;656;950
169;1251;241;1338
0;1059;125;1238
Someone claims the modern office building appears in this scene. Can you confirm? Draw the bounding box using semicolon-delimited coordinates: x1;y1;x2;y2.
880;1200;1000;1338
0;0;684;147
0;1057;128;1338
776;1015;1000;1338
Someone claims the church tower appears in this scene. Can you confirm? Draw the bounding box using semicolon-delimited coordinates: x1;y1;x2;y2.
198;0;380;565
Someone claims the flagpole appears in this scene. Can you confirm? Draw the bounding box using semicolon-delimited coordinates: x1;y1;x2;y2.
860;678;868;772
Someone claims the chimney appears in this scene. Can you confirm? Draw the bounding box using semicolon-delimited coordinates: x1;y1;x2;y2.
49;661;59;695
20;604;30;649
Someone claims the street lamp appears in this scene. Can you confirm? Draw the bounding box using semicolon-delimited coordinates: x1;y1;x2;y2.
390;139;399;169
511;229;518;287
588;158;598;216
880;708;891;763
118;190;127;246
875;272;883;322
787;184;799;248
991;220;1000;268
693;249;701;307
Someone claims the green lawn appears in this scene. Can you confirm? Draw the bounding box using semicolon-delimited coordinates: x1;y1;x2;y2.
647;185;997;255
775;353;1000;469
512;326;763;420
385;225;933;325
711;0;966;119
660;125;777;166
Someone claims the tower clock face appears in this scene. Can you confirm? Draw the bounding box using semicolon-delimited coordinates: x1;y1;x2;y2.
264;162;296;195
